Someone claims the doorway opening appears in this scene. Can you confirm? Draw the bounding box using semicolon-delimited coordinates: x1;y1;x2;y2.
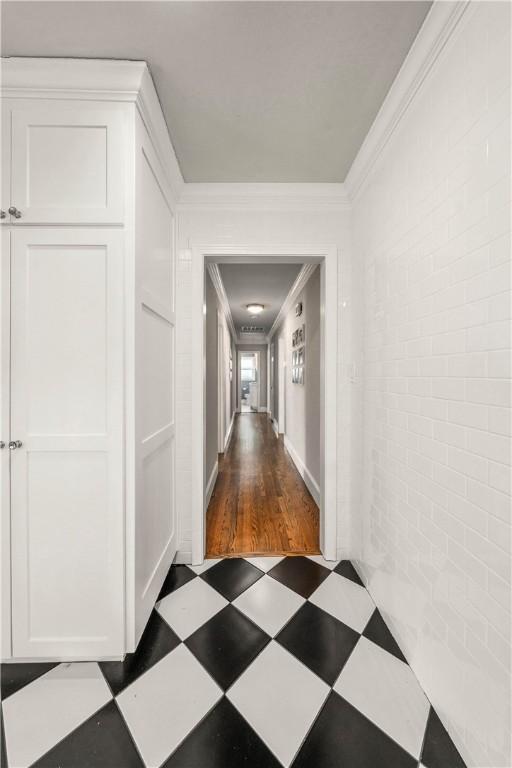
240;352;259;412
192;245;338;565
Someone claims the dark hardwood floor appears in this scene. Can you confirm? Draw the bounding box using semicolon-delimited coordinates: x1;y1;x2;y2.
206;413;320;557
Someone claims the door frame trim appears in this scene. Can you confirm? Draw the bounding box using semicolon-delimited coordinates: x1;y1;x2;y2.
191;244;338;564
238;349;261;412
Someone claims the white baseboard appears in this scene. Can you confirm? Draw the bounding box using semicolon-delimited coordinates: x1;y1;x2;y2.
283;435;320;506
174;549;193;565
204;459;218;508
224;412;235;452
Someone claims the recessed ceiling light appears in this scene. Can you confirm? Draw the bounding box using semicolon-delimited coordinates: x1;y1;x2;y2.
246;303;264;315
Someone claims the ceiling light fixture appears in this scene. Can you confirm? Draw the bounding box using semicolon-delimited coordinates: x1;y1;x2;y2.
246;303;264;315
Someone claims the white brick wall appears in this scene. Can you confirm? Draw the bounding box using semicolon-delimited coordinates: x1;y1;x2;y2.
352;4;511;766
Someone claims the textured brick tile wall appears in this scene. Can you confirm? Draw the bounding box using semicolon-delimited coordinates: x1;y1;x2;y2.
352;4;511;766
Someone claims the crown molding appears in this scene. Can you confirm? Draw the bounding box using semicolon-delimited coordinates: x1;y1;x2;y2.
345;1;471;201
207;263;239;343
1;56;185;206
267;263;317;341
177;183;351;212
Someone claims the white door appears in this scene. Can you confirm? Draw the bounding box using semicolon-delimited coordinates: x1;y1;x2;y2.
9;100;124;225
278;337;286;434
217;314;225;452
130;118;177;648
1;228;11;657
1;100;10;223
10;228;125;658
269;343;275;421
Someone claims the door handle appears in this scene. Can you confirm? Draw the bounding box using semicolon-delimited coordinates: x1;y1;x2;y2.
8;440;22;450
0;210;6;219
8;206;22;219
0;441;4;449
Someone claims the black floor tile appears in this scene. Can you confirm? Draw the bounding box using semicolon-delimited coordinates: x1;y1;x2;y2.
268;556;330;598
291;692;417;768
158;564;196;600
32;700;144;768
100;611;180;695
333;560;364;586
1;662;58;701
362;609;407;663
276;602;360;685
421;707;467;768
185;605;270;690
200;558;263;601
163;696;281;768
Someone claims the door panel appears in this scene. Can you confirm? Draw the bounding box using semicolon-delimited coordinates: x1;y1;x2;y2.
1;228;11;657
1;102;10;223
132;117;176;647
10;228;124;658
10;102;124;224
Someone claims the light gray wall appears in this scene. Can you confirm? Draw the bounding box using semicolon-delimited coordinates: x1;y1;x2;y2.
205;271;238;493
236;344;268;409
205;271;219;490
272;265;321;487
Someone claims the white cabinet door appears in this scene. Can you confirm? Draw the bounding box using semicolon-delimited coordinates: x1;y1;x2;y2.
10;101;124;225
128;117;177;649
1;101;10;223
1;228;11;658
10;228;125;658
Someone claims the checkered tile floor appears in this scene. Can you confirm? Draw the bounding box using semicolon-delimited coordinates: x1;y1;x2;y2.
1;556;467;768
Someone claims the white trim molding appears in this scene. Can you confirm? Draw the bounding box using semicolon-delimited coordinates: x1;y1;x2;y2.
224;412;235;453
177;183;350;212
345;1;470;200
267;263;317;341
208;263;238;343
284;436;320;507
205;460;218;510
1;56;184;207
191;243;338;566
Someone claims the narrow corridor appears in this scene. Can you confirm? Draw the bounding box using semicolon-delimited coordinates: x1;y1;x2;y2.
1;556;467;767
206;414;320;557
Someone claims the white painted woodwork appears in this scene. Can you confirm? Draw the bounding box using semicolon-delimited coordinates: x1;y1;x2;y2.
1;228;11;657
1;58;181;661
8;101;124;224
10;228;125;658
278;337;286;435
1;101;10;222
130;115;177;649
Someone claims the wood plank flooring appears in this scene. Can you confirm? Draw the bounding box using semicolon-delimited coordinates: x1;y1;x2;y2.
206;413;320;557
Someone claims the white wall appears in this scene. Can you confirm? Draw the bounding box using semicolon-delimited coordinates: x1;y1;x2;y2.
175;206;356;561
351;3;511;766
272;265;321;498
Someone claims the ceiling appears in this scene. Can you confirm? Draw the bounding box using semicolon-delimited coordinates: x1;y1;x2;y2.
1;1;431;183
218;263;302;334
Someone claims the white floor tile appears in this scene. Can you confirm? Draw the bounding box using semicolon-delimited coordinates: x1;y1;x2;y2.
2;662;111;768
157;575;228;639
309;572;375;632
188;558;221;574
306;555;338;569
117;644;222;768
244;556;285;572
233;574;305;636
227;641;329;767
334;636;430;759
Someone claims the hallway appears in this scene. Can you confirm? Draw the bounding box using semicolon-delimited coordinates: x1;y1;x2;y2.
1;555;467;767
206;414;320;557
